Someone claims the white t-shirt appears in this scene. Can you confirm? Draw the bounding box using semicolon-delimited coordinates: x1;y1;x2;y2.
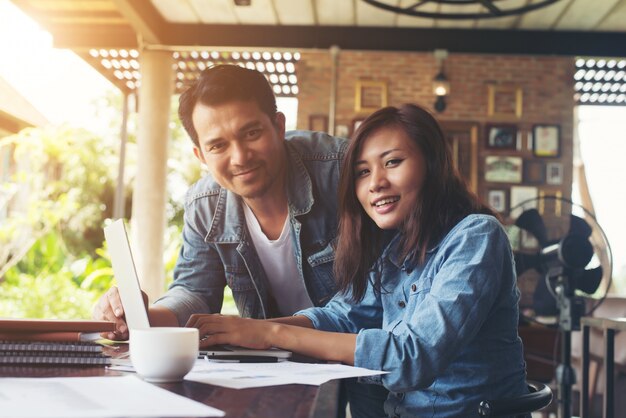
243;203;313;316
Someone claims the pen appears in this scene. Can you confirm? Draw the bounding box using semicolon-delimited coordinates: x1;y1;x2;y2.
203;355;280;363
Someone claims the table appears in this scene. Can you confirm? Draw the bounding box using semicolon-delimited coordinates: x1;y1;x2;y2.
0;344;323;418
580;316;626;418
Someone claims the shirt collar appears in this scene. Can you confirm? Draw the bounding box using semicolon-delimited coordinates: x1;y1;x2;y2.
206;142;313;243
384;230;443;270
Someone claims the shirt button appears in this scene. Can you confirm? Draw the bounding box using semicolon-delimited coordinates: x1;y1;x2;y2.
411;284;417;292
398;301;406;308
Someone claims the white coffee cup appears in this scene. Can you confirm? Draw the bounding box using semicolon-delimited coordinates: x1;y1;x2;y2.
130;327;199;383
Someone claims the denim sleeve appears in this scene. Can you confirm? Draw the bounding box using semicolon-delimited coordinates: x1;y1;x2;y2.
355;217;512;392
154;219;226;326
295;285;383;333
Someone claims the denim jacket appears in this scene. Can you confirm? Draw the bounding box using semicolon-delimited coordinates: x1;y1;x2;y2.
155;131;347;325
298;215;528;418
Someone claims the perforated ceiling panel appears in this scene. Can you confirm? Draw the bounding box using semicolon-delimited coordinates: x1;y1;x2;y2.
574;57;626;106
82;48;300;97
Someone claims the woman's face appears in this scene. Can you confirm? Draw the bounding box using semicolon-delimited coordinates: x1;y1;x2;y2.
354;126;427;230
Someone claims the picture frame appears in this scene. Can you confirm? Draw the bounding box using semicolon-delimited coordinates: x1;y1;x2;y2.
487;189;507;213
546;162;563;185
484;156;523;183
308;114;328;133
523;160;546;184
485;124;518;150
533;124;560;157
355;80;388;114
487;84;523;119
509;185;538;218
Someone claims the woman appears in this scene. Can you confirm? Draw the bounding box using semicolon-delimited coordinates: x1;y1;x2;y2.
188;104;528;417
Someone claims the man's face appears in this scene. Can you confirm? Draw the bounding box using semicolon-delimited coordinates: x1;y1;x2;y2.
192;100;287;201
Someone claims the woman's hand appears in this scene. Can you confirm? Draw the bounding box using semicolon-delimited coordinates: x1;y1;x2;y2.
186;313;358;364
185;314;278;349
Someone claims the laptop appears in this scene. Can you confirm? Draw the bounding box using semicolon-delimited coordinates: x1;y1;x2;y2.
104;219;291;361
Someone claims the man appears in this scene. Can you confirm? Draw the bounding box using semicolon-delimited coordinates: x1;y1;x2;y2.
93;65;387;417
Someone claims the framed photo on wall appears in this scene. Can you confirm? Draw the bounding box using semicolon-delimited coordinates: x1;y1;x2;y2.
523;160;546;184
546;162;563;185
487;189;507;213
484;156;523;183
487;84;523;119
533;124;560;157
355;80;388;114
485;124;517;150
509;185;538;218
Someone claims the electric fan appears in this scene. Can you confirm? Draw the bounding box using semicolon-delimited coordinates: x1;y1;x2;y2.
505;195;613;418
506;195;612;318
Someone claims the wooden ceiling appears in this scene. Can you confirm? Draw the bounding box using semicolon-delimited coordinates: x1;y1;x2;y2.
9;1;626;97
9;0;626;56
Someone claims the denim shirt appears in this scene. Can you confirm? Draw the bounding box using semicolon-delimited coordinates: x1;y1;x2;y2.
297;214;528;418
155;131;347;325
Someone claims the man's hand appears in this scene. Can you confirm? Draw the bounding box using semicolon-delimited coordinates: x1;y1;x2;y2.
185;314;278;349
92;286;148;340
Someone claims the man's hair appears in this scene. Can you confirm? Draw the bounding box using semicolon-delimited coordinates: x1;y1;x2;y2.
178;65;277;147
334;103;497;302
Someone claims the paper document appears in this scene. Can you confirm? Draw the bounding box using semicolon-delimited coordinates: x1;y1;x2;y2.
0;375;224;418
185;359;387;389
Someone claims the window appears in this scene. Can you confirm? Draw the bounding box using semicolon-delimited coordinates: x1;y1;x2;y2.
575;105;626;294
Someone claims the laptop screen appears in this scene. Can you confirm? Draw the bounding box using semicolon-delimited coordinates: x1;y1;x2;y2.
104;219;291;360
104;219;151;330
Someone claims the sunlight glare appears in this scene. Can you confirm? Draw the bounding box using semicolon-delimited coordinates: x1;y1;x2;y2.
0;0;112;130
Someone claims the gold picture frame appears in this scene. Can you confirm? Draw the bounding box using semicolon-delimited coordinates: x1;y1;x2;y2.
487;84;523;119
355;80;388;114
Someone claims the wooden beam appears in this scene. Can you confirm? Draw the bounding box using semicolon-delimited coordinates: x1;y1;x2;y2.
111;0;167;44
0;113;26;134
47;24;138;49
161;24;626;57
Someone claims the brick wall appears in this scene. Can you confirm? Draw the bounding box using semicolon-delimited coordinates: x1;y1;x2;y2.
296;50;575;304
296;50;573;205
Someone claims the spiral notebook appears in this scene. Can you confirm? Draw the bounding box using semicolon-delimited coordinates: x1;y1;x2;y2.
0;340;103;353
0;351;111;365
104;220;291;360
0;340;111;365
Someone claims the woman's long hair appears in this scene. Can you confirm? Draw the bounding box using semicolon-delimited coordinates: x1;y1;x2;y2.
334;104;497;301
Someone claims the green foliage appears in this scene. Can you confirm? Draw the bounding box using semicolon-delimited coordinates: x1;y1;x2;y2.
1;124;121;258
0;91;237;319
0;231;113;319
0;94;301;319
0;93;131;318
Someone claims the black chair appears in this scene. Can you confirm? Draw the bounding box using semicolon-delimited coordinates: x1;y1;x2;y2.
478;382;553;417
